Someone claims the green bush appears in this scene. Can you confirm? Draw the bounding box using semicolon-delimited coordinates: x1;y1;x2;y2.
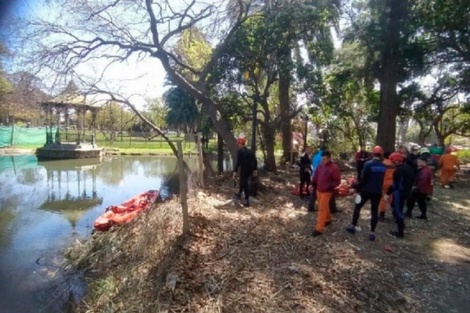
457;150;470;163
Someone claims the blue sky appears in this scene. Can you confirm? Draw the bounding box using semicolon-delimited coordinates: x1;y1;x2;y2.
2;0;167;109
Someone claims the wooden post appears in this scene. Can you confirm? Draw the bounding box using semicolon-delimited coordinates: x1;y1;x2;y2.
197;132;204;188
177;141;190;234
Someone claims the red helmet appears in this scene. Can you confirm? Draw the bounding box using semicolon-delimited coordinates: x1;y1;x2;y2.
372;145;383;155
445;147;452;153
389;152;404;163
237;137;246;145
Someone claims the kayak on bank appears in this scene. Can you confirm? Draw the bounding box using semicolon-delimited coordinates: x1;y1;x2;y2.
94;190;160;231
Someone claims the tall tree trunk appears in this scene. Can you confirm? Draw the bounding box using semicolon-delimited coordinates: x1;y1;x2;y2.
262;125;277;172
398;119;410;145
278;48;292;164
377;75;399;151
376;0;408;152
251;101;258;153
217;132;224;174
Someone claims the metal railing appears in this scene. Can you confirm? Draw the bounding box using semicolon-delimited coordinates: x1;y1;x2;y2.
47;130;96;145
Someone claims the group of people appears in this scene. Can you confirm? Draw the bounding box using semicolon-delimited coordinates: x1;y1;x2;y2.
232;136;461;240
306;144;460;239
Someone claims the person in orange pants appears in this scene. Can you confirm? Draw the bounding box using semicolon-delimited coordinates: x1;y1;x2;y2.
379;152;395;221
311;151;341;236
439;147;460;188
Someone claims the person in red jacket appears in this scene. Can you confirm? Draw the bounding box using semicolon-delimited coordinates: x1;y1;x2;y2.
405;157;433;219
311;151;341;236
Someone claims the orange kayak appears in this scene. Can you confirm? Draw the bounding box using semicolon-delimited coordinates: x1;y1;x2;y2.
94;190;160;231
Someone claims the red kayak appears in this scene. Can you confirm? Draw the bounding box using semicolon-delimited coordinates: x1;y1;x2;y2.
94;190;160;231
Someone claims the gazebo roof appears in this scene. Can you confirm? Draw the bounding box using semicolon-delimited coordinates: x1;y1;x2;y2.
41;81;100;111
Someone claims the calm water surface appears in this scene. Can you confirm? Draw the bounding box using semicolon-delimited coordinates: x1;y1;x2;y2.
0;155;182;313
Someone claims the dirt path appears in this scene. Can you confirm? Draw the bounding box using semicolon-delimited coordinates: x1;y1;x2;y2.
157;167;470;313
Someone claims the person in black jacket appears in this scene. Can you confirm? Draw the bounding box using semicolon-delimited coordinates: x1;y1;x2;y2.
386;152;415;238
405;146;420;173
354;145;370;181
298;146;313;197
346;146;386;241
233;137;258;207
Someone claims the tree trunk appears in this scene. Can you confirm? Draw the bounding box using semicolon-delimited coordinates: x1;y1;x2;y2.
433;124;446;147
217;132;224;174
376;0;408;152
398;120;407;145
262;125;277;172
279;49;292;164
376;77;399;152
251;101;258;153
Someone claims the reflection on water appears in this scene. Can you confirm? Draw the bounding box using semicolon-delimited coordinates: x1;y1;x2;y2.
0;154;188;313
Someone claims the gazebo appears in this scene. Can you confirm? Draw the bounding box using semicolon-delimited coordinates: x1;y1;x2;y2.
36;81;103;160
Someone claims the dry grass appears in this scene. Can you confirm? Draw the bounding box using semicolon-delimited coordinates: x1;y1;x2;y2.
67;165;470;313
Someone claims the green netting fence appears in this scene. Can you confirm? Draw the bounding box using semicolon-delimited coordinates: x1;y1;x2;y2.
0;126;57;148
0;155;38;172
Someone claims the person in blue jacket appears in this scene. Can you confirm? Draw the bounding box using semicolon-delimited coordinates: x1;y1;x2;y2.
346;145;386;241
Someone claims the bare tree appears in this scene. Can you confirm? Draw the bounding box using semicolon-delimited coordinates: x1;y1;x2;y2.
17;0;258;162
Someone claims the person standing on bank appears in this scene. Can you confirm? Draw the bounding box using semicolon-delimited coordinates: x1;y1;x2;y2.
346;146;386;241
439;147;460;188
406;157;433;219
298;146;313;198
308;146;339;213
386;152;415;238
311;151;341;236
233;137;258;207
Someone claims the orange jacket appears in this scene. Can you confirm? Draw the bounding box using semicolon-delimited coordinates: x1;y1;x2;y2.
383;159;395;188
439;153;460;170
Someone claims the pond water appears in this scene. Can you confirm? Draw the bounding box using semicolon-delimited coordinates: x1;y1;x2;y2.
0;154;213;313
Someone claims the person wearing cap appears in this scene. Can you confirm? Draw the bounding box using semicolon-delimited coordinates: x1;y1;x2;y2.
420;147;438;173
386;152;414;238
311;151;341;236
233;137;258;207
405;146;420;173
439;147;460;188
346;145;386;241
406;156;433;219
419;147;439;200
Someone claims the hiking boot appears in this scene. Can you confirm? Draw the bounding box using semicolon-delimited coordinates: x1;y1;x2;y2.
389;231;404;239
416;215;427;220
449;182;454;189
242;200;250;207
325;221;332;227
330;209;341;214
307;205;316;212
368;232;376;241
311;230;323;237
346;225;356;234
